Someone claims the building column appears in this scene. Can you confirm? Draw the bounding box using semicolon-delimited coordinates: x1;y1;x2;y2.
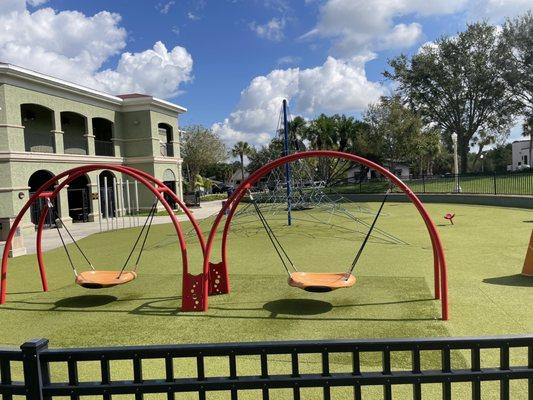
56;184;72;227
177;162;184;200
171;140;179;158
85;117;95;155
51;110;64;153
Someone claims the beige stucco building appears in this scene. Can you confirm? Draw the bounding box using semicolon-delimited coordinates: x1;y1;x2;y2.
0;62;186;255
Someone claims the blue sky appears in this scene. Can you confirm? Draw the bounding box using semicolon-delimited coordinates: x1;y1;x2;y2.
1;0;531;145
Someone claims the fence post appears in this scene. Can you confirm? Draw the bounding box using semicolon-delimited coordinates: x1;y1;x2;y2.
493;173;497;195
422;174;426;193
21;338;49;400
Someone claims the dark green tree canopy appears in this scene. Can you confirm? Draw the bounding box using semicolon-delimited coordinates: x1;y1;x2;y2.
385;22;517;173
181;125;227;191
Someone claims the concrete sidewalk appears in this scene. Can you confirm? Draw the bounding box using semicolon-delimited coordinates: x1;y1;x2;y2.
1;200;223;256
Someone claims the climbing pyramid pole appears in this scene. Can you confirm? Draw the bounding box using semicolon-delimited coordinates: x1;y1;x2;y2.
522;229;533;276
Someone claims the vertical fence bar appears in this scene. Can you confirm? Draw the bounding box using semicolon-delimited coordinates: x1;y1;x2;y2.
527;344;533;400
135;180;140;227
442;347;451;400
500;344;510;400
21;338;49;400
119;179;126;229
112;178;119;231
196;354;206;400
0;358;13;400
96;183;102;233
471;346;481;400
493;172;497;195
126;180;133;228
229;352;238;400
133;355;143;400
67;358;79;400
383;349;392;400
291;351;300;400
104;177;110;231
165;354;174;400
322;350;331;400
412;348;422;400
352;349;361;400
260;352;269;400
100;356;111;400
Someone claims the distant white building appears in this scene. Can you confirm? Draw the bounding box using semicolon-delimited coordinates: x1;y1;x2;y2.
346;161;411;180
511;139;532;171
229;169;249;187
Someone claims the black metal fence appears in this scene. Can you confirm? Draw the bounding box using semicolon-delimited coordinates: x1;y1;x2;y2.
332;171;533;196
1;335;532;399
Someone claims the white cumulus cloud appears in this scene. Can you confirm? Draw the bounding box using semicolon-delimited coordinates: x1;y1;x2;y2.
249;17;286;41
212;56;384;146
0;1;193;98
305;0;466;57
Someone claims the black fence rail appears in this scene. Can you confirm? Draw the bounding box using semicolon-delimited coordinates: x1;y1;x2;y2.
0;335;532;399
331;171;533;196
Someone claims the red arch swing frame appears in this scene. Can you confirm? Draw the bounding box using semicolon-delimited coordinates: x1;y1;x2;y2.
203;150;449;320
0;164;206;310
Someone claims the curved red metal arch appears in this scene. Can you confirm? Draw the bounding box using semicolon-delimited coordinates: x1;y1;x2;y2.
203;150;449;320
0;164;206;311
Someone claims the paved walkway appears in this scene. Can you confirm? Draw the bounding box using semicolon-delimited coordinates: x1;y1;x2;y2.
1;200;223;256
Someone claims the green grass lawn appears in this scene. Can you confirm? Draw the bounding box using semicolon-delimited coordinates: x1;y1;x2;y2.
1;202;531;399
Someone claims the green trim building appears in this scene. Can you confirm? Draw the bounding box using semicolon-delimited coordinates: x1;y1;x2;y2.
0;62;186;256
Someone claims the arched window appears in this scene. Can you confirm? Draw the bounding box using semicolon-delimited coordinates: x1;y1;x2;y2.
158;123;174;157
93;118;114;156
67;174;91;222
61;112;88;155
162;169;177;208
28;170;57;225
21;104;55;153
99;171;116;217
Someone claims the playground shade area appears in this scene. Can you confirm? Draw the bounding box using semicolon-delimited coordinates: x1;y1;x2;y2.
0;202;531;399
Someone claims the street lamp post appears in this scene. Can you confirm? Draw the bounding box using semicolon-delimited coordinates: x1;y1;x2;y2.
480;154;484;173
451;133;461;193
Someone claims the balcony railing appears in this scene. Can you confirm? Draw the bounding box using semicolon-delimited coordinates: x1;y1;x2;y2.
160;142;174;157
24;132;55;153
63;135;88;155
95;139;115;157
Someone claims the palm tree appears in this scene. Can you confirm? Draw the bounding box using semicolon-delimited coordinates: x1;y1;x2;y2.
231;141;254;183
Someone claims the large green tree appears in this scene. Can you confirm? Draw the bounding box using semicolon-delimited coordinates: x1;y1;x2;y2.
364;95;423;171
181;125;227;192
500;11;533;163
385;22;516;173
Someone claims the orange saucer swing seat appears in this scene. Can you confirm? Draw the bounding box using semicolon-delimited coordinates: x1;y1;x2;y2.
75;270;137;289
289;272;356;292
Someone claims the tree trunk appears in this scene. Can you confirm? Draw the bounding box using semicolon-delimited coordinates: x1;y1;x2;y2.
239;154;245;183
188;168;199;193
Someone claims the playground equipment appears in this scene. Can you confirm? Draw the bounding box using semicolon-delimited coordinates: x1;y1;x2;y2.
203;150;449;320
522;229;533;276
232;100;406;246
1;156;449;319
444;212;455;225
0;164;206;310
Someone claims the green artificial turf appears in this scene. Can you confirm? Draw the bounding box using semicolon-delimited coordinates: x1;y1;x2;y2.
1;202;531;399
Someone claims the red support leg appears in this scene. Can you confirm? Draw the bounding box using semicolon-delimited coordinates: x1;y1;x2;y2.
208;261;229;295
181;273;206;311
